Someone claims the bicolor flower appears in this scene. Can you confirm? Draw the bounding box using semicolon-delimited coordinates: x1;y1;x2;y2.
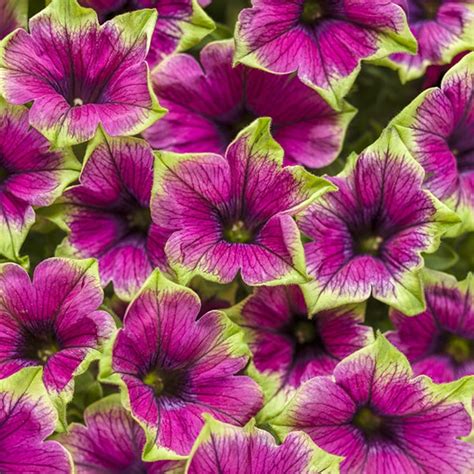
0;0;27;39
388;271;474;384
389;0;474;81
53;130;170;301
61;395;184;473
101;270;263;459
0;0;165;147
270;335;474;474
0;99;79;263
143;40;354;168
0;368;72;473
186;415;341;474
234;0;416;108
227;285;372;409
0;258;115;427
78;0;215;68
390;52;474;236
298;129;459;316
151;118;334;286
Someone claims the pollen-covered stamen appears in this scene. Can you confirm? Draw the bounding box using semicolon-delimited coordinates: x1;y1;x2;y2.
293;320;317;345
143;367;187;398
355;235;384;256
21;330;61;365
223;219;254;243
73;97;84;107
353;406;384;437
301;0;325;24
440;333;473;364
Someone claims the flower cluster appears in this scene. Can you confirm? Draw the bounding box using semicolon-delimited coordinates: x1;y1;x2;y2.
0;0;473;473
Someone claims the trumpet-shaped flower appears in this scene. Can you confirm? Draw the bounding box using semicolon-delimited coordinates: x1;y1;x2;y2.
152;118;334;286
234;0;416;108
0;0;165;146
102;270;262;459
271;335;474;474
390;52;474;235
78;0;215;68
144;40;354;168
388;271;474;383
54;130;170;301
0;99;79;262
298;129;458;315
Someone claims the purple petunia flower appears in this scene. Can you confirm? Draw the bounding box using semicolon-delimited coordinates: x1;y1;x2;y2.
0;0;165;147
0;99;79;263
0;0;27;40
270;335;474;474
227;285;373;418
234;0;416;108
143;40;354;168
61;395;184;473
78;0;214;68
101;270;263;459
298;129;459;316
151;118;334;286
389;0;474;81
388;271;474;384
390;52;474;236
186;415;342;474
0;368;72;473
53;130;170;301
0;258;115;428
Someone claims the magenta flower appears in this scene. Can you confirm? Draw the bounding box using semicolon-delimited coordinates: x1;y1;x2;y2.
0;258;115;427
0;0;165;147
228;285;372;406
298;129;458;315
61;395;184;473
144;40;354;168
390;52;474;236
187;415;341;474
389;0;474;80
0;99;79;263
0;0;27;39
101;270;263;459
53;130;170;301
78;0;214;68
234;0;416;107
152;118;334;286
388;271;474;384
0;368;72;473
271;335;474;474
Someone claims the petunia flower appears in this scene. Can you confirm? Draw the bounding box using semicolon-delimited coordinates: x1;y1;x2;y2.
0;0;166;147
0;0;27;39
226;285;373;419
0;257;115;429
100;270;263;459
151;118;334;286
143;40;355;168
389;52;474;236
234;0;416;108
388;0;474;81
270;335;474;474
0;367;72;473
52;129;170;301
186;415;342;474
78;0;214;69
388;270;474;384
298;128;459;316
60;394;184;473
0;99;79;263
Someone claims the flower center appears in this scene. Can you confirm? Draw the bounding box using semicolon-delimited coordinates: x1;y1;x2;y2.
223;220;254;244
217;109;258;145
143;368;186;398
301;0;325;23
0;165;8;184
293;320;317;345
448;133;474;174
442;334;473;364
127;206;152;235
355;235;384;256
73;97;84;107
422;0;442;19
21;330;61;365
353;406;384;437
